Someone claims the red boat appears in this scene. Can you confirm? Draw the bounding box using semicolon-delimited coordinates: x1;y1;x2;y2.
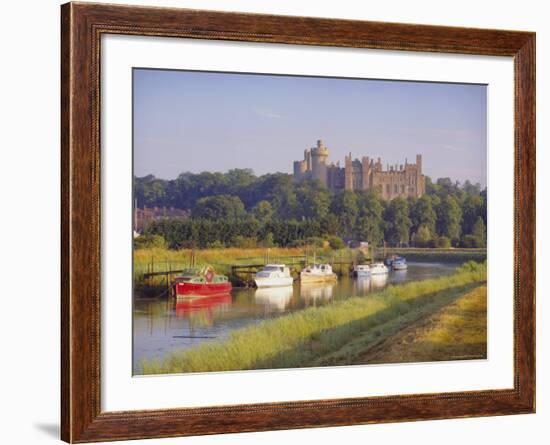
173;266;232;298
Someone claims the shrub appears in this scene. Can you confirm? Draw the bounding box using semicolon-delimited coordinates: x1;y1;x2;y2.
134;234;167;250
461;234;481;248
304;236;327;248
288;239;305;248
411;224;433;247
206;240;225;249
326;235;345;250
260;232;275;248
458;260;486;273
231;236;258;248
434;236;451;248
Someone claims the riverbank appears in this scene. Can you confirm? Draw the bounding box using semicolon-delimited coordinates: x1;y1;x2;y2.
385;247;486;263
314;285;487;366
139;261;486;374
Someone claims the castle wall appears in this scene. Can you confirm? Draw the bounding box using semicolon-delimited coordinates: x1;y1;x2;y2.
293;140;425;199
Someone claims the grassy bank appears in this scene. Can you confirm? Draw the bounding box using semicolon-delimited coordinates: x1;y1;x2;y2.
368;284;487;363
384;247;486;263
140;261;486;374
313;285;487;367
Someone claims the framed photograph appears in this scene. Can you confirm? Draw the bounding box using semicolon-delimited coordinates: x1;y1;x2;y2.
61;2;535;442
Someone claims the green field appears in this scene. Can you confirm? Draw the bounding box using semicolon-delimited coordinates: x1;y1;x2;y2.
139;261;487;374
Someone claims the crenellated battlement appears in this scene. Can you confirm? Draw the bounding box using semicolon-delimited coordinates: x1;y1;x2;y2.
293;139;425;200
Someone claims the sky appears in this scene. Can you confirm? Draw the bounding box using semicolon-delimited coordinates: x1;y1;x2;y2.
133;69;487;187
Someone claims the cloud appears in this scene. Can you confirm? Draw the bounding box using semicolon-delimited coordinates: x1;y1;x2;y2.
254;108;284;120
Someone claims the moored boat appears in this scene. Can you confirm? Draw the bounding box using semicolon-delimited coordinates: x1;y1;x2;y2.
353;264;371;277
254;264;294;288
300;264;337;283
370;262;389;275
391;257;408;270
173;266;232;298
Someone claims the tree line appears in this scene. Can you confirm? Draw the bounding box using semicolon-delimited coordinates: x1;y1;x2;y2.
135;169;486;249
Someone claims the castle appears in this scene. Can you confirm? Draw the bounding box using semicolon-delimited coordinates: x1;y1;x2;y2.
293;139;425;200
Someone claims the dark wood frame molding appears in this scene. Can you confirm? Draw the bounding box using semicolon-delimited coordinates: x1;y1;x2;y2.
61;2;536;442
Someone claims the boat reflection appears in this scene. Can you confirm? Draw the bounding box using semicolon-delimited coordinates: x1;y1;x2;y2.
254;286;293;312
355;274;389;293
300;282;335;306
391;269;408;283
174;293;232;319
370;273;388;289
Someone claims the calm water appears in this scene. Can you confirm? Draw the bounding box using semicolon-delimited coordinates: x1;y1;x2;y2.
133;261;459;372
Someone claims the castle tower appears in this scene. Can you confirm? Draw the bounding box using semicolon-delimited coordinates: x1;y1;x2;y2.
361;156;370;190
416;154;423;196
344;153;353;191
311;139;329;186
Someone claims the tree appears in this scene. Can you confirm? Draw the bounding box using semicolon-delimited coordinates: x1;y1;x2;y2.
461;194;484;235
330;190;358;238
411;224;432;247
384;197;411;246
472;216;487;247
355;189;384;246
251;200;273;223
355;190;384;246
463;180;481;196
295;180;331;220
436;195;462;245
193;195;246;220
319;213;339;236
269;175;298;219
410;195;436;236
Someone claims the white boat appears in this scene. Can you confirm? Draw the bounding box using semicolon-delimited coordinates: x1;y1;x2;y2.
370;262;389;275
300;264;337;283
254;264;294;288
353;264;371;277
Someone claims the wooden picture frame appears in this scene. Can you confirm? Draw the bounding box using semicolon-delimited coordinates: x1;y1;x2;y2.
61;2;535;442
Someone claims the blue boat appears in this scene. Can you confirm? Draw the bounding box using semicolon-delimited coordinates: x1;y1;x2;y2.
391;257;408;270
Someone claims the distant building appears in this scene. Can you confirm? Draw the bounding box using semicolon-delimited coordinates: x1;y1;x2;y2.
134;206;189;232
293;139;425;200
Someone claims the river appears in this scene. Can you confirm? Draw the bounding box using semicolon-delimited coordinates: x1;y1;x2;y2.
133;261;460;373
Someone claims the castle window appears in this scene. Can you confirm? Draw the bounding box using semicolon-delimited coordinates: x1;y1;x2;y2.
394;184;398;194
401;185;405;194
386;184;390;195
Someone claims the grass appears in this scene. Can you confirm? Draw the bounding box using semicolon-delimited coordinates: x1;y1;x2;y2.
354;285;487;364
384;247;486;263
135;246;309;276
139;261;487;374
